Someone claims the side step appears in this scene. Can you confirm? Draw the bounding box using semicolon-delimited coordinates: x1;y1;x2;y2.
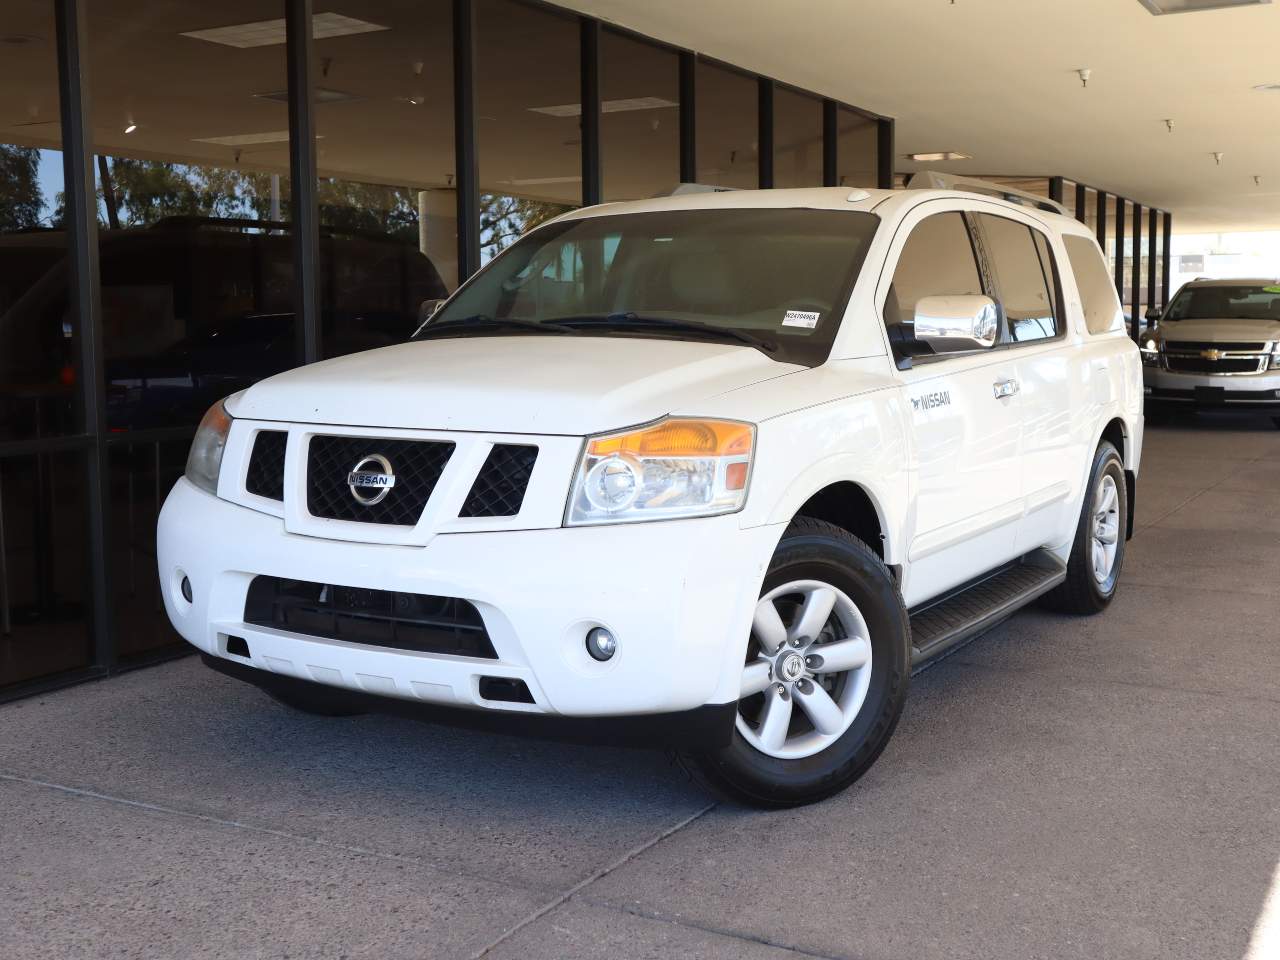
909;549;1067;669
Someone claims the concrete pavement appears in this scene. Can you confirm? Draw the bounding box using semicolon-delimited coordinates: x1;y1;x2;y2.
2;414;1278;960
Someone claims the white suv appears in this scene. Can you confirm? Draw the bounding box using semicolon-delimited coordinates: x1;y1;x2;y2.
159;181;1143;807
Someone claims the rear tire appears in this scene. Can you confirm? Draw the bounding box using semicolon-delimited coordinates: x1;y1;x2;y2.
680;518;910;808
1041;441;1127;615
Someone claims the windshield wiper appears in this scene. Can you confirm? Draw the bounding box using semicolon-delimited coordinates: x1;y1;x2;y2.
553;313;777;353
414;315;576;339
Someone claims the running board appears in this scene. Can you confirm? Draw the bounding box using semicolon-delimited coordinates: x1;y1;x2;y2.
909;549;1066;669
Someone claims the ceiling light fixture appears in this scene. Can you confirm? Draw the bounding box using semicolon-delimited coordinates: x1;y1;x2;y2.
1164;118;1174;132
529;96;678;118
1137;0;1270;14
254;87;362;104
1213;151;1225;165
181;12;387;49
906;151;971;162
193;130;324;146
123;122;137;134
1077;68;1092;88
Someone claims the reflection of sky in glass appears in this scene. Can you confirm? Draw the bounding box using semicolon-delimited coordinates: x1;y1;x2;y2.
36;148;64;226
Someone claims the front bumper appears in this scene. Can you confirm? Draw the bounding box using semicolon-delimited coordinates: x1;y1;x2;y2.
1144;365;1280;409
158;477;780;722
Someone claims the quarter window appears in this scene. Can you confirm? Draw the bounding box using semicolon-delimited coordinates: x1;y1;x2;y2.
884;212;983;332
976;214;1059;343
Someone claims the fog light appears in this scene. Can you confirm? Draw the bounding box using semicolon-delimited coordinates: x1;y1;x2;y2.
585;627;617;662
180;576;193;603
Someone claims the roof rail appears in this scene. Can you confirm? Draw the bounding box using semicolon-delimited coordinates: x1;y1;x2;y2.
905;171;1068;217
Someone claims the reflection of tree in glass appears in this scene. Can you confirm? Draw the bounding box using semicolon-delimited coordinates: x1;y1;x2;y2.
95;158;278;226
0;145;44;231
317;179;418;241
481;193;572;262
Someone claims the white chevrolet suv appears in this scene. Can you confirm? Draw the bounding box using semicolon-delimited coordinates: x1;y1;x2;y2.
159;179;1143;807
1143;278;1280;423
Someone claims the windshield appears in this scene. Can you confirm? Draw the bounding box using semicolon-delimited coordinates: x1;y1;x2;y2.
1164;284;1280;321
415;208;879;366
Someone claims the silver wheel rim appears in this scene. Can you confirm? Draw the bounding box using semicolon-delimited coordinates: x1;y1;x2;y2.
736;579;873;761
1091;474;1120;585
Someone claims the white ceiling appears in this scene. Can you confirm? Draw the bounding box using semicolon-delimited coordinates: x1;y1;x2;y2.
558;0;1280;234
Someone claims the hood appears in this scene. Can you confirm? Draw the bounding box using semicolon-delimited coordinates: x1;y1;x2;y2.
1160;317;1280;344
227;335;803;434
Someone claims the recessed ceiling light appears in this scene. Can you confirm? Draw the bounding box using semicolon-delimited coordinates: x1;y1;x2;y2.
192;130;324;146
253;87;362;104
1137;0;1269;14
503;175;583;186
529;96;678;118
906;151;971;162
123;123;137;134
181;13;387;49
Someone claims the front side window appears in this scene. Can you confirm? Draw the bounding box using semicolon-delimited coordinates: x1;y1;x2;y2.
976;213;1059;343
883;211;983;332
419;208;879;367
1165;284;1280;321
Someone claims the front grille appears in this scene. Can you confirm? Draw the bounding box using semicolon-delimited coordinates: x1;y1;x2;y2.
460;444;539;518
246;430;287;501
244;576;497;658
1164;356;1263;375
307;435;453;525
1164;341;1268;352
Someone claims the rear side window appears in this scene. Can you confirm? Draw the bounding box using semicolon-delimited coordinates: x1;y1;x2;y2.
1063;234;1124;335
976;214;1058;343
883;212;983;329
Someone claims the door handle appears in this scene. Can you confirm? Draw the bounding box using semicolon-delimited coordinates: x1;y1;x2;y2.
993;378;1019;399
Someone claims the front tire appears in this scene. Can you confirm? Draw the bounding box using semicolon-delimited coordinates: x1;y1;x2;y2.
1041;441;1127;614
681;518;910;808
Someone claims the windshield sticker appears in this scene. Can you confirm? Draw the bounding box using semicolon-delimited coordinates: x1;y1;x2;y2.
782;309;821;329
1264;285;1280;294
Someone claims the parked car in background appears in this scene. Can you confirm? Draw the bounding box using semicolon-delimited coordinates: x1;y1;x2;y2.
159;179;1143;807
1143;278;1280;425
0;217;449;434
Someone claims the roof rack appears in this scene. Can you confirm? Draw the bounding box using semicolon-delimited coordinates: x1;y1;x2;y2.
905;171;1068;217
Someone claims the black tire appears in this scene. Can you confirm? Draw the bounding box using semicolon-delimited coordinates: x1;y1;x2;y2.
265;683;366;717
1041;441;1127;615
679;518;910;808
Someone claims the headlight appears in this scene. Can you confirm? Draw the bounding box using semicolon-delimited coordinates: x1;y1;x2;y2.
185;400;233;496
566;417;755;525
1141;336;1161;365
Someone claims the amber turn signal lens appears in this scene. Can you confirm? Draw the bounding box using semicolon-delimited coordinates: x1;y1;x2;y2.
588;418;754;458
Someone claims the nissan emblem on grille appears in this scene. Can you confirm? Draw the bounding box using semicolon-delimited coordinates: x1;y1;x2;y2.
347;454;396;506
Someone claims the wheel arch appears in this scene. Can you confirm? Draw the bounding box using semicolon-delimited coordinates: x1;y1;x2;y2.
761;469;901;566
1095;414;1137;541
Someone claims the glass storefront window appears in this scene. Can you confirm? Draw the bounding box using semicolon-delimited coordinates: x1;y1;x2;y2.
89;0;296;662
477;0;579;265
600;31;679;201
773;87;822;188
0;3;75;443
695;60;757;189
310;1;455;357
0;2;93;689
837;107;877;189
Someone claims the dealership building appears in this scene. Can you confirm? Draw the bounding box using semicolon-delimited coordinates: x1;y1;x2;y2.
0;0;1247;700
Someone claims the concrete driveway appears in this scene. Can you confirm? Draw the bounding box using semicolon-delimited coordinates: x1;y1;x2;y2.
3;416;1278;960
